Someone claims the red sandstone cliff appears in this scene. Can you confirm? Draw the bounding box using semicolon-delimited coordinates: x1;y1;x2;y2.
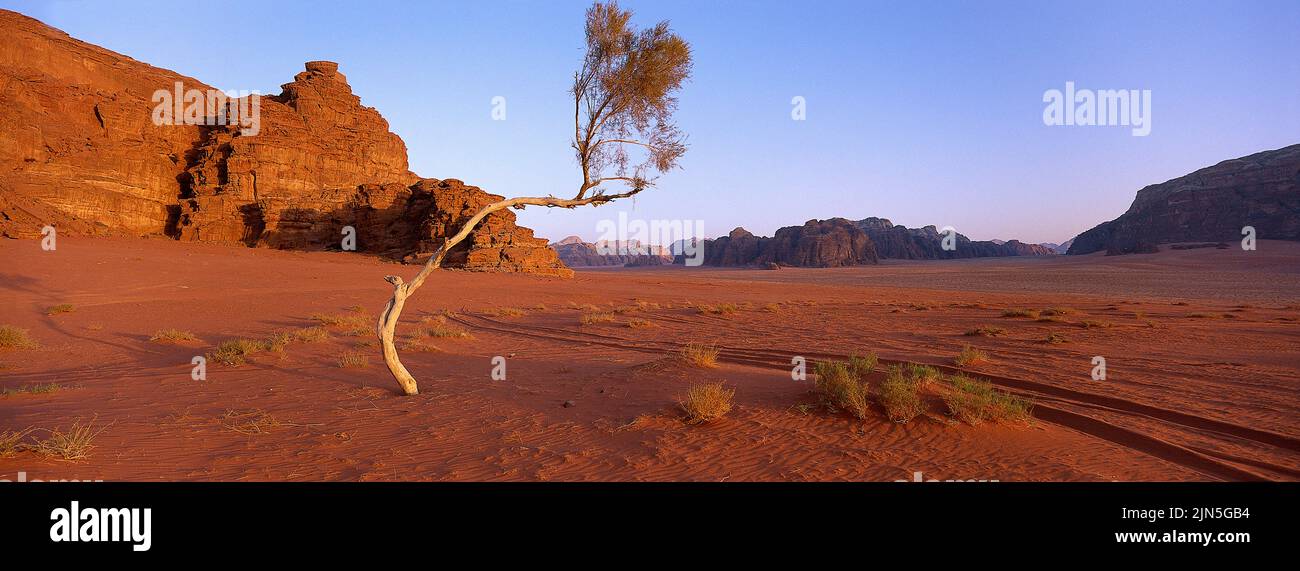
0;10;569;276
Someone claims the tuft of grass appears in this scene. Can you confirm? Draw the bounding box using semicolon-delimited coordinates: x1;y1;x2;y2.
965;325;1007;337
678;382;734;424
424;324;472;339
679;343;720;368
338;351;370;368
345;305;368;314
879;369;925;423
954;345;989;367
311;313;369;328
1040;307;1079;316
220;409;279;435
1036;315;1064;323
580;312;617;325
626;318;656;329
294;326;331;343
488;307;526;317
402;339;440;352
848;352;878;377
1079;320;1112;329
0;429;32;458
32;419;107;460
208;338;267;366
1043;332;1069;345
698;303;739;316
762;302;782;313
906;363;941;387
1;382;65;397
45;303;75;316
1186;312;1221;319
814;360;870;419
1001;308;1040;318
943;375;1033;425
149;329;200;344
0;325;39;349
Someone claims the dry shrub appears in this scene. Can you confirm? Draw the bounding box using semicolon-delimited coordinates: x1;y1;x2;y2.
311;313;369;328
879;368;925;423
209;338;266;366
489;307;526;317
338;351;370;368
150;329;200;344
680;343;719;368
762;303;782;313
32;419;107;460
943;375;1032;425
1079;320;1112;329
848;352;878;377
814;361;869;419
1186;313;1221;319
425;324;472;339
698;303;739;316
1041;307;1079;316
294;326;331;343
221;409;279;435
1001;308;1039;318
965;325;1006;337
1042;332;1069;344
678;382;734;424
581;312;617;325
905;363;941;387
0;325;38;349
45;303;75;316
402;339;440;352
954;345;988;367
626;318;656;329
2;382;65;397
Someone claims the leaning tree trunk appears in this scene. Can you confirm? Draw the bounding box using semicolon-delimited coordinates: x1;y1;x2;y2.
375;192;635;395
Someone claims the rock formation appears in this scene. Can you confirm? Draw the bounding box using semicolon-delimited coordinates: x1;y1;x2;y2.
0;10;570;276
854;217;1054;259
701;219;879;267
1068;144;1300;255
549;236;674;267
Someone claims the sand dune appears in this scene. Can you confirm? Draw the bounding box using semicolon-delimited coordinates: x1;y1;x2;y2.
1;237;1296;481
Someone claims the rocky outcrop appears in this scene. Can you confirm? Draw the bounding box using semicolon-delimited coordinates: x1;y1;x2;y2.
854;217;1054;259
702;219;879;267
549;236;674;267
0;10;569;276
1068;144;1300;255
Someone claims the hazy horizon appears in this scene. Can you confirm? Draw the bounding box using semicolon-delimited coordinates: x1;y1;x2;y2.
6;0;1298;244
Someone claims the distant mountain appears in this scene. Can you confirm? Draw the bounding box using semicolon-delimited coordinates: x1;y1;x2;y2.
548;236;674;267
702;219;878;267
854;217;1055;259
1039;239;1072;254
1068;144;1300;255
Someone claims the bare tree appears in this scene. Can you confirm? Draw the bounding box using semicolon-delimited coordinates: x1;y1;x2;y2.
376;1;692;395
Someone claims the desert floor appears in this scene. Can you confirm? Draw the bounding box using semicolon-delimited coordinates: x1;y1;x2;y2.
1;237;1297;481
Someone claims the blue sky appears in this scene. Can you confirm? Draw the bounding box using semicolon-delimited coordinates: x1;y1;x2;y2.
6;0;1298;244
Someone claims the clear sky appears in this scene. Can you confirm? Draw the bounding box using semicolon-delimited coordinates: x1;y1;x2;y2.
5;0;1298;244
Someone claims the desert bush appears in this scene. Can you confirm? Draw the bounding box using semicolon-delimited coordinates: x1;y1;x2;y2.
848;352;879;377
762;302;782;313
1001;308;1039;318
1040;307;1079;316
32;419;106;460
698;303;739;316
954;345;988;367
489;307;526;317
2;383;65;397
1186;313;1221;319
294;326;332;343
209;338;267;366
879;371;925;423
680;343;719;368
0;429;30;457
311;313;368;328
1079;320;1112;329
1043;332;1069;344
906;363;942;387
581;312;617;325
402;339;440;352
338;351;370;368
149;329;200;344
943;374;1032;425
814;360;869;419
626;318;656;329
45;303;75;316
678;382;734;424
0;325;38;349
425;324;472;339
965;325;1007;337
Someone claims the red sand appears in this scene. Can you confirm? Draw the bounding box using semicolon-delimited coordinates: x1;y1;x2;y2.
1;237;1297;481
